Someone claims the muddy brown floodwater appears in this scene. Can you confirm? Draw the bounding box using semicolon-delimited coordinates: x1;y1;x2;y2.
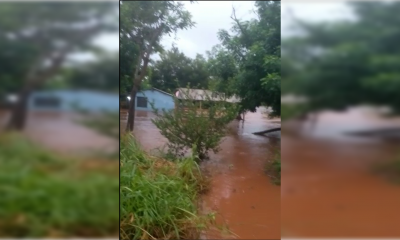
120;108;281;239
0;110;117;155
282;109;400;238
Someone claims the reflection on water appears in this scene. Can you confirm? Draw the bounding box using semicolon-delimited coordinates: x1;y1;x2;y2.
282;109;400;238
121;108;281;239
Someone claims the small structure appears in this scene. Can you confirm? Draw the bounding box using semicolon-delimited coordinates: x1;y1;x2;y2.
174;88;241;116
134;88;175;111
175;88;240;104
28;89;119;113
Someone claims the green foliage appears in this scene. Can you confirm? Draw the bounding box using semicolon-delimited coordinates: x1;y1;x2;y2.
0;2;118;93
206;45;238;96
120;1;195;90
66;53;119;92
150;47;210;93
0;133;119;237
151;88;239;160
210;1;281;116
282;2;400;114
120;134;212;240
281;103;310;121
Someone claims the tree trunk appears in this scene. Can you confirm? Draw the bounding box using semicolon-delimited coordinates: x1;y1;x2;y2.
253;127;281;135
6;88;31;131
125;86;138;132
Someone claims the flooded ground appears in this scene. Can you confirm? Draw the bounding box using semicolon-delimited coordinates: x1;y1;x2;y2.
0;110;117;155
282;108;400;238
120;108;281;239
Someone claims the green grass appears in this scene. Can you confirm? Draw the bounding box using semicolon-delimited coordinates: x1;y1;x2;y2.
0;133;119;237
120;134;212;240
371;154;400;185
265;150;281;186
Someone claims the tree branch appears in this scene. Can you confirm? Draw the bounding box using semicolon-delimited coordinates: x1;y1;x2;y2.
230;6;248;61
253;127;281;135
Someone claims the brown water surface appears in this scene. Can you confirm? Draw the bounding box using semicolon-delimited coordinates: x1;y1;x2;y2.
282;109;400;238
1;110;117;155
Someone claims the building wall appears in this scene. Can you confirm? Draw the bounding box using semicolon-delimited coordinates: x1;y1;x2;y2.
135;90;174;111
28;90;119;113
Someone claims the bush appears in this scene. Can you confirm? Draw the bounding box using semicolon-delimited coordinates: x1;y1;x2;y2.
0;133;119;237
119;134;212;240
151;89;239;160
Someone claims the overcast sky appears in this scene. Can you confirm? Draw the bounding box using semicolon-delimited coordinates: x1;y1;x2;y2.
282;1;354;38
75;1;355;62
154;1;355;60
158;1;257;60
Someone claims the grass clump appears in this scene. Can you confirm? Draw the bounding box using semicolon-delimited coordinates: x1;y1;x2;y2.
0;133;119;237
371;154;400;185
265;150;281;185
120;134;211;240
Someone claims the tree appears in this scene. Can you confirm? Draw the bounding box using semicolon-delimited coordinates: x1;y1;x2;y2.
282;2;400;115
67;53;119;92
206;45;238;96
0;2;118;130
149;47;209;93
215;1;281;117
120;1;195;132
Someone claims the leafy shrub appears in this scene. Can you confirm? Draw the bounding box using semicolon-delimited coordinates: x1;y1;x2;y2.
151;88;239;160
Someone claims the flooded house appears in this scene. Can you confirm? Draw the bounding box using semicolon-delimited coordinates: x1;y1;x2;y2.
174;88;240;116
175;88;240;106
28;89;119;113
124;88;175;111
174;88;241;117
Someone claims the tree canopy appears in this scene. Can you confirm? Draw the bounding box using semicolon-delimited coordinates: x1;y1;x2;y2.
149;47;209;93
209;1;281;116
282;2;400;114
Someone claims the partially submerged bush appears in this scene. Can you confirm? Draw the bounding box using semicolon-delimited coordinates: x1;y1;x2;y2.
265;150;281;185
371;154;400;184
120;134;212;240
0;133;119;237
151;88;239;160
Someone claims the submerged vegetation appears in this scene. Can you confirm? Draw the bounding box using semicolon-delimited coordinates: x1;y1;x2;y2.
0;133;119;237
120;134;212;240
372;154;400;185
265;150;281;185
